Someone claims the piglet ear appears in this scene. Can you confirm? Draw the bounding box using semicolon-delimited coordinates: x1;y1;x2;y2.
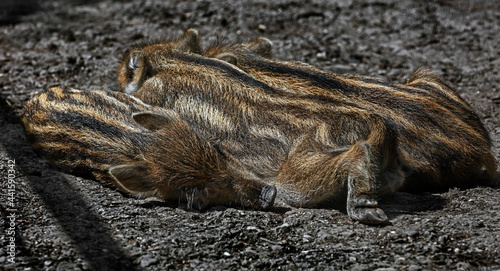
175;28;202;54
133;111;176;131
109;163;157;197
215;53;238;66
248;37;273;58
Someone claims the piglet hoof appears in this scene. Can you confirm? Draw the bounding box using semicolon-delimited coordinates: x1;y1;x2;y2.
258;185;277;210
348;207;388;225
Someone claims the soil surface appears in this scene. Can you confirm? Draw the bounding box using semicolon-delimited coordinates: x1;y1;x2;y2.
1;0;500;270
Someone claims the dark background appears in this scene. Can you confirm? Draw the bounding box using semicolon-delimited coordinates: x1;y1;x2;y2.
1;0;499;270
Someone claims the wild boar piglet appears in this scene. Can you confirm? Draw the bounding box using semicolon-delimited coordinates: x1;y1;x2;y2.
21;86;276;210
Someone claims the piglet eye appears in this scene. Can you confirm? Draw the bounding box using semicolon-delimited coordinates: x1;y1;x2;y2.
128;51;144;70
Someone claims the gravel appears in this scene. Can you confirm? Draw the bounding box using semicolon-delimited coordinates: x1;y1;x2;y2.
1;0;499;270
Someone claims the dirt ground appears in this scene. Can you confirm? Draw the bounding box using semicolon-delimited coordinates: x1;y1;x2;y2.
1;0;499;270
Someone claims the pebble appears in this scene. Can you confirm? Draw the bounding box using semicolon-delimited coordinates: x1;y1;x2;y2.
271;245;283;252
257;24;267;31
246;226;258;231
140;256;158;267
405;230;419;237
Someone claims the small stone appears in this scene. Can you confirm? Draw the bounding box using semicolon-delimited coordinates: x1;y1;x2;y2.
279;222;291;228
405;230;419;237
140;256;158;267
395;256;406;265
456;262;471;270
438;235;448;246
303;234;313;242
316;52;327;60
271;245;283;252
